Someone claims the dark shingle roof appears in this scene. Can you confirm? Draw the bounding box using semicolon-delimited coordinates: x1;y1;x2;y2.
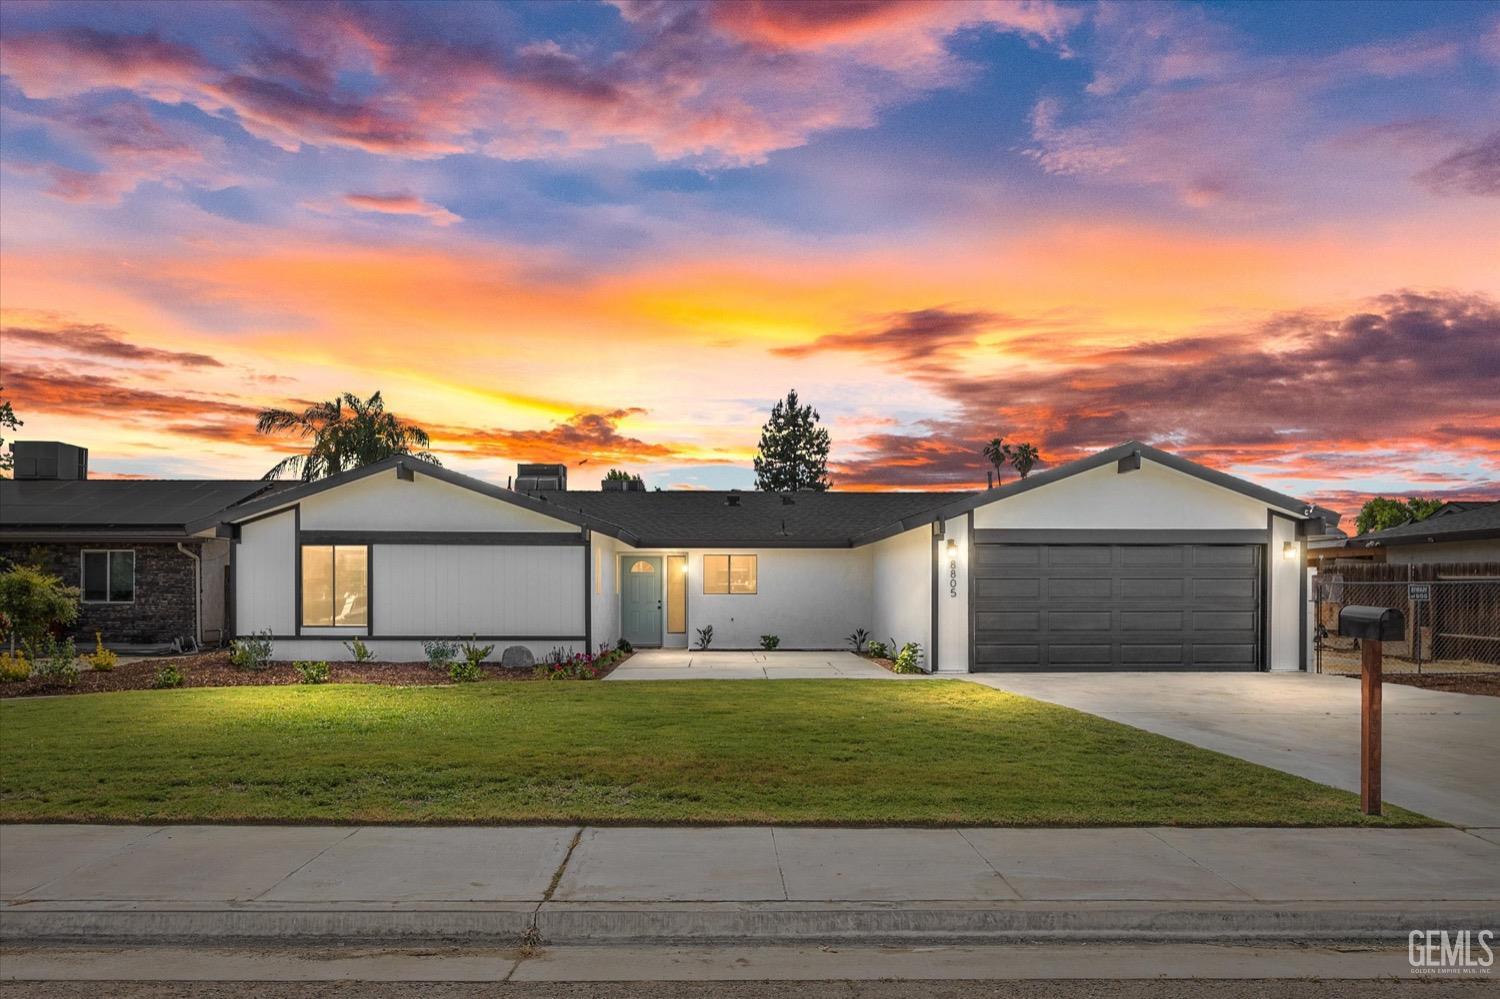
536;489;972;547
1358;501;1500;547
0;479;290;532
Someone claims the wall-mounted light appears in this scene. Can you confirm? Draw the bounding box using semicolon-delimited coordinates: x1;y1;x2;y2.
1283;541;1298;561
946;538;958;555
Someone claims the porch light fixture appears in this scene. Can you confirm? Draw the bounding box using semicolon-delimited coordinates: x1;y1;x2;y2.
1283;541;1298;561
946;538;958;555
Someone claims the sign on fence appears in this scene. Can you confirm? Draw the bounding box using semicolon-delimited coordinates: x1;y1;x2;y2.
1408;583;1431;602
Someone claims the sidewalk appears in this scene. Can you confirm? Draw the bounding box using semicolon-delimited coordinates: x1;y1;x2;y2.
3;824;1496;945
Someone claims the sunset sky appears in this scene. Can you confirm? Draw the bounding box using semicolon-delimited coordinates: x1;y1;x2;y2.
1;0;1497;516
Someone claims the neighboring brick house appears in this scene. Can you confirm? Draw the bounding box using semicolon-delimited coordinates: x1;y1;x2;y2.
0;442;289;649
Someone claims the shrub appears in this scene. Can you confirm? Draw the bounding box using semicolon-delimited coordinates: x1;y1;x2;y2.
295;660;330;684
229;630;273;671
890;641;924;674
452;639;492;682
152;664;184;689
0;564;79;656
31;636;78;688
759;634;780;650
846;628;869;653
535;651;601;680
422;639;459;668
695;624;714;650
866;639;889;659
88;632;118;672
0;651;29;683
343;637;375;663
616;637;633;653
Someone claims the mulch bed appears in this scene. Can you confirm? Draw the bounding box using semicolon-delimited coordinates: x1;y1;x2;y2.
1372;672;1500;698
0;650;629;699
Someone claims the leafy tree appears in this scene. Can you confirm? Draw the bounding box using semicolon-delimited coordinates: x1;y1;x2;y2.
981;437;1010;485
1008;442;1040;480
0;564;79;655
603;468;643;484
256;390;440;480
0;387;21;475
1354;496;1442;535
753;389;831;492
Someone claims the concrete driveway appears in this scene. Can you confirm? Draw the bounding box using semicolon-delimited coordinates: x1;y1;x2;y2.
966;672;1500;827
608;649;906;681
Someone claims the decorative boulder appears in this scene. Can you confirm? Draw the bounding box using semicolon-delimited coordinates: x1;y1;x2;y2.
500;645;535;669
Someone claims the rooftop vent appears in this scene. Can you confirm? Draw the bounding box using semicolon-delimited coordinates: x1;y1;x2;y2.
12;441;89;481
516;463;567;492
725;491;741;507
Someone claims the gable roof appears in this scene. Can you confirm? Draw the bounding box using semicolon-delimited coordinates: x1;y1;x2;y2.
1356;501;1500;547
544;489;970;548
206;456;628;538
915;440;1340;537
0;479;289;538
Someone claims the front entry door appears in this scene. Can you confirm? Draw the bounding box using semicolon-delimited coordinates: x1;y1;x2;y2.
621;556;663;647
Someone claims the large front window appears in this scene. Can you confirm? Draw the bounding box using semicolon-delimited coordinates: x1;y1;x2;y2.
301;545;368;627
703;554;756;594
81;550;134;603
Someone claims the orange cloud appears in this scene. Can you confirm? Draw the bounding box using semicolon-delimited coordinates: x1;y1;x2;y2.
341;192;461;226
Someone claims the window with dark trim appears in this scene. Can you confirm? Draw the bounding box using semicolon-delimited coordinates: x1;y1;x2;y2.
703;554;756;594
300;545;368;627
81;550;135;603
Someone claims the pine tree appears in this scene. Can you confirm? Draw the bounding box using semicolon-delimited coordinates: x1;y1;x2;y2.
753;389;831;492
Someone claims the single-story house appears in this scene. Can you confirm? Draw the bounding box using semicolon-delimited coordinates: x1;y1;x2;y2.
0;442;290;648
200;439;1336;673
1348;501;1500;565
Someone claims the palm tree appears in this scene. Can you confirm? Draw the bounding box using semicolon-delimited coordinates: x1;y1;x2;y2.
981;437;1010;486
1008;442;1040;480
255;390;440;480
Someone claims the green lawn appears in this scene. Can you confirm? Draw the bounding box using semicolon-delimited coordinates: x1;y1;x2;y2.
0;680;1430;826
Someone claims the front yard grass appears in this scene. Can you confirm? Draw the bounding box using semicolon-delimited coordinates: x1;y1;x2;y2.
0;680;1430;826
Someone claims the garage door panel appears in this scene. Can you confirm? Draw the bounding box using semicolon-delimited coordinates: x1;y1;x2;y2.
1121;610;1183;630
972;543;1260;672
1049;577;1111;599
1046;546;1112;566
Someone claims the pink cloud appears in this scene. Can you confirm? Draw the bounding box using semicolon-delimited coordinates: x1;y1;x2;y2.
341;192;461;226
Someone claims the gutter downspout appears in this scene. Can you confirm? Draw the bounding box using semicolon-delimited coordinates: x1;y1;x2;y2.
176;542;201;649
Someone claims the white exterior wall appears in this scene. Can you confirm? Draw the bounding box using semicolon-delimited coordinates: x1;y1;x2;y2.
934;514;969;672
685;548;871;650
869;526;931;660
590;533;623;651
264;639;581;664
298;469;578;532
1268;515;1302;671
972;460;1273;530
373;544;583;638
234;510;295;636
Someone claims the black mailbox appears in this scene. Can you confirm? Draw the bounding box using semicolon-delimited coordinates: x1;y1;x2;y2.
1338;605;1405;641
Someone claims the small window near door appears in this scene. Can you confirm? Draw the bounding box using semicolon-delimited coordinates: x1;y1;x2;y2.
300;545;368;627
81;550;135;603
667;555;687;633
629;559;656;573
703;554;756;594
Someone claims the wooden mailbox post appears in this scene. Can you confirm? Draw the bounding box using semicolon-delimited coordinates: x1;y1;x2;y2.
1337;605;1406;816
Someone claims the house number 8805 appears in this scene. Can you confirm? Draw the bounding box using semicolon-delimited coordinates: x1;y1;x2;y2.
948;559;958;597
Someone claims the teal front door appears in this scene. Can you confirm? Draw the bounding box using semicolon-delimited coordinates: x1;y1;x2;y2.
621;556;663;647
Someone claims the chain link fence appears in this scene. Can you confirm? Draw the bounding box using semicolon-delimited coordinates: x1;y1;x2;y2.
1314;568;1500;675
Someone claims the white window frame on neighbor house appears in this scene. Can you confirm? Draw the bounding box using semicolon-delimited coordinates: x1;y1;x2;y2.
299;544;369;628
80;549;135;604
702;554;757;595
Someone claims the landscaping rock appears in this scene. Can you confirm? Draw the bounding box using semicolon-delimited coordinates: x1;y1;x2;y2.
501;645;536;669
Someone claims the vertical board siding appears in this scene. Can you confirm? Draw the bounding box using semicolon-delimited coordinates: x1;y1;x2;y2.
373;544;584;637
235;510;296;635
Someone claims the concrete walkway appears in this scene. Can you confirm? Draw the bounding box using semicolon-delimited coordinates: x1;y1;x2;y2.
608;649;905;681
3;824;1495;945
965;672;1500;827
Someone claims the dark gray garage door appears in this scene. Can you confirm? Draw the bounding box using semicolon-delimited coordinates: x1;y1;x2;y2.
972;544;1262;671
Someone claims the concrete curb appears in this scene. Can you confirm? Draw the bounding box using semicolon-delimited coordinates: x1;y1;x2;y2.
6;900;1495;945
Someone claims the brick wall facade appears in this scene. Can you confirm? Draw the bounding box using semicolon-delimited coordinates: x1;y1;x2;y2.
0;542;199;645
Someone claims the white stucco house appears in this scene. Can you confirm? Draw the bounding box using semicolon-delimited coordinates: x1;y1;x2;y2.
206;441;1336;673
